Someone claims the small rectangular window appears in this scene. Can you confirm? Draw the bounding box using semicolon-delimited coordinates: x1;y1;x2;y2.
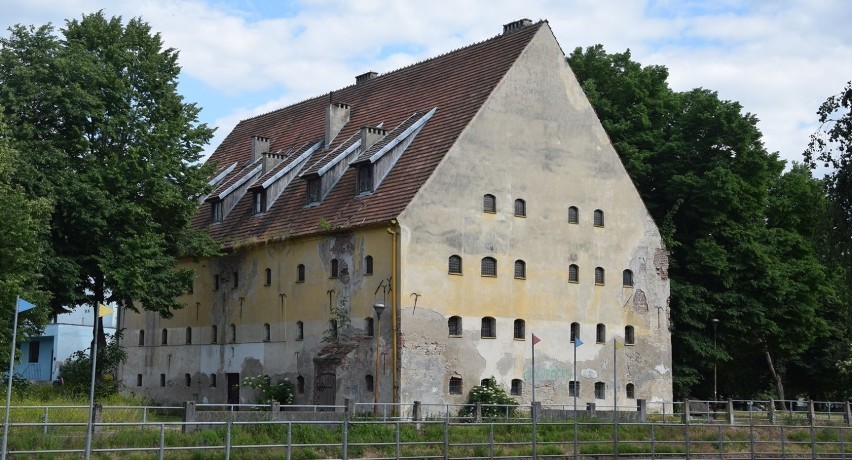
449;377;463;395
365;256;374;275
357;166;373;193
569;380;580;397
253;190;267;214
211;201;223;223
595;382;606;399
233;272;239;289
307;178;322;204
28;341;40;363
136;374;143;387
213;274;220;291
511;379;523;396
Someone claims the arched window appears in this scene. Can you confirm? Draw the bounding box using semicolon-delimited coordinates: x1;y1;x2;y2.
594;382;606;399
481;317;496;338
365;374;374;392
568;206;579;224
263;323;271;342
483;194;496;213
481;257;497;277
265;268;272;286
448;316;462;336
593;209;604;227
296;321;304;341
626;383;635;399
623;269;634;286
449;376;463;395
365;317;374;337
596;323;606;343
595;267;605;285
297;375;305;394
514;260;526;279
365;255;374;275
514;199;526;217
570;322;580;343
185;327;192;345
511;379;523;396
161;328;168;345
569;264;579;283
448;255;462;274
330;259;339;278
297;264;305;282
514;319;525;339
211;325;218;344
229;324;236;343
138;330;145;346
625;325;635;345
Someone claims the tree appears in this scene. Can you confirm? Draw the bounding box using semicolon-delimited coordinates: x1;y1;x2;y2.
568;46;837;400
0;13;219;352
803;82;852;399
0;112;51;361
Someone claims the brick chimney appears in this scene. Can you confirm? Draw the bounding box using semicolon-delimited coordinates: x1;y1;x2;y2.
503;18;532;34
325;102;350;148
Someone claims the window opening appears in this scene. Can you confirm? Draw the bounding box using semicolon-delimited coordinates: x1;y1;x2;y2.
483;194;496;213
449;376;463;395
595;382;606;399
211;325;218;344
307;178;321;204
626;383;635;399
511;379;523;396
623;269;633;286
569;380;580;397
296;321;304;340
596;324;606;343
365;255;374;275
186;327;192;344
595;267;605;285
357;165;373;193
366;317;374;337
481;257;497;277
625;325;635;345
331;259;339;278
448;316;462;336
449;255;462;274
568;206;579;224
264;323;271;342
514;260;526;279
366;374;374;392
481;317;496;338
593;209;604;227
138;330;145;346
569;264;579;283
297;264;305;282
570;322;580;343
514;199;526;217
161;329;168;345
513;319;525;340
265;268;272;286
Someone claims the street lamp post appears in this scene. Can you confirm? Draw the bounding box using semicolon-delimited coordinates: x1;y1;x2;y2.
712;318;719;401
373;302;385;415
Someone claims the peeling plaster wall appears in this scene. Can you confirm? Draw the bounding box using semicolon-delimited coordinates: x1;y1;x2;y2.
121;227;395;406
396;26;671;408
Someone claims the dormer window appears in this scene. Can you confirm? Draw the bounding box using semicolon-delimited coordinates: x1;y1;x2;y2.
253;190;267;214
211;201;223;223
357;165;373;194
306;178;321;204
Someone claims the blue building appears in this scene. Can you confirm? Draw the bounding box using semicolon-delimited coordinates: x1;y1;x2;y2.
15;306;117;382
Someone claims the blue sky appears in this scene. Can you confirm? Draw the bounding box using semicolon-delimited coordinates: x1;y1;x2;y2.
2;0;850;169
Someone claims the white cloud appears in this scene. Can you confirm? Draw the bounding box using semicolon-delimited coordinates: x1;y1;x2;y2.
2;0;850;168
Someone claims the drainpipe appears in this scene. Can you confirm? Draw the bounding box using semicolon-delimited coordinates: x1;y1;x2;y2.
387;221;399;407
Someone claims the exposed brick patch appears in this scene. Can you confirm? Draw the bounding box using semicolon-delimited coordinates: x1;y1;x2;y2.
633;289;648;313
654;248;669;280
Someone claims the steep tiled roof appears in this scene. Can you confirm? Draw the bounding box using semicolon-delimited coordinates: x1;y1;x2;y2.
194;21;546;247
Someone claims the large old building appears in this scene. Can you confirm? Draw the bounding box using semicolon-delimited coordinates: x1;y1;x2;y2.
121;19;672;410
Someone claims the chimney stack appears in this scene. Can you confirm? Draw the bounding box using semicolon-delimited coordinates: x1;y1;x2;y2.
503;18;532;34
360;126;387;150
355;71;378;85
325;102;351;148
251;136;270;163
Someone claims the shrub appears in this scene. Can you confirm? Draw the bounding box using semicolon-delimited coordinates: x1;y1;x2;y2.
459;376;518;418
241;375;294;405
57;333;126;397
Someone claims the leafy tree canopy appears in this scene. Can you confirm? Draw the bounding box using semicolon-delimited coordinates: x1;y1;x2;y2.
569;45;839;400
0;12;219;332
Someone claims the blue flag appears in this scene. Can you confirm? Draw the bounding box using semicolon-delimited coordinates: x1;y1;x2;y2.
574;337;583;347
16;297;35;313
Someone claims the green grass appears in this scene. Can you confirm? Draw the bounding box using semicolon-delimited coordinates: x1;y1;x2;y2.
5;389;852;458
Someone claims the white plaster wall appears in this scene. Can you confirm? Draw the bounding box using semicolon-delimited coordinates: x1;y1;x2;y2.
397;24;671;409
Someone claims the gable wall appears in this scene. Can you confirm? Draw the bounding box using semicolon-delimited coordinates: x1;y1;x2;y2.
397;25;671;408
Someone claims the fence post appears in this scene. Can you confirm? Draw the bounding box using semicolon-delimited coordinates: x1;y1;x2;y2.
183;401;195;434
286;422;292;460
225;420;232;460
92;404;103;434
650;423;655;458
717;424;723;460
342;401;349;460
726;399;734;425
489;422;495;459
443;416;449;460
808;400;816;425
637;399;647;423
413;401;421;422
749;401;755;459
683;399;690;424
845;401;852;426
781;425;786;458
474;402;482;423
158;423;165;460
684;400;691;460
395;421;400;459
43;407;49;435
769;399;776;425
